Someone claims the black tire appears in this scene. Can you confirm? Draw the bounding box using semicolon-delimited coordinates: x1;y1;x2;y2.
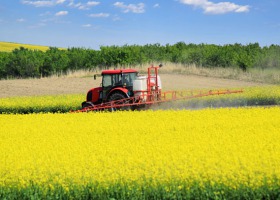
82;101;94;109
108;92;131;111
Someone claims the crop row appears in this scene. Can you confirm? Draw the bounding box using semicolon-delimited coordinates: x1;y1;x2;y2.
0;94;83;114
0;107;280;199
0;86;280;114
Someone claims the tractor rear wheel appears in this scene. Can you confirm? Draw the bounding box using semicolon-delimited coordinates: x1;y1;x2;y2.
108;92;131;111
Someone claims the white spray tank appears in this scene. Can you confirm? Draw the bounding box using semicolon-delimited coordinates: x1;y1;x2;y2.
133;75;162;101
133;76;148;101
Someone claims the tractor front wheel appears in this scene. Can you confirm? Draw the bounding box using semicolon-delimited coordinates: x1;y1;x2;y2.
108;92;131;111
82;101;94;109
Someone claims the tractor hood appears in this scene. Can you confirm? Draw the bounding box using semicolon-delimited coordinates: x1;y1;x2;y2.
87;87;102;103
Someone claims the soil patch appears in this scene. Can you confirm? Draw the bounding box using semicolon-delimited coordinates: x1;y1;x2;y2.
0;74;269;98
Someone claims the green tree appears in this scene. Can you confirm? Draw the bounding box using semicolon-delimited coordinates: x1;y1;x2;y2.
6;47;44;78
84;49;100;70
0;52;10;78
67;47;88;70
41;47;69;76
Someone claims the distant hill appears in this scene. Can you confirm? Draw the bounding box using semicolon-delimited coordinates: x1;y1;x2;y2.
0;41;64;52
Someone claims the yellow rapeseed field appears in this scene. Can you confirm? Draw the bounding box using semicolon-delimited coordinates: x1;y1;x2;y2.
0;107;279;198
0;94;83;113
0;41;64;52
0;86;280;114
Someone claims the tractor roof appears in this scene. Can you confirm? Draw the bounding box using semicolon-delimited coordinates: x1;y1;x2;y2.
102;69;138;75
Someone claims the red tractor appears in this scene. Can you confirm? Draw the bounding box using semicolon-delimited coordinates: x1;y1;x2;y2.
82;69;139;110
81;65;162;111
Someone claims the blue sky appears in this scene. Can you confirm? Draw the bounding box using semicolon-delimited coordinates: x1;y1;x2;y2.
0;0;279;49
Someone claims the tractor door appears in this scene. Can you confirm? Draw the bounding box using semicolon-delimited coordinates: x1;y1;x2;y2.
102;73;122;101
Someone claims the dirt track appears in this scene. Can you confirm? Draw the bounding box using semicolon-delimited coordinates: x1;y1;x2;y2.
0;74;268;98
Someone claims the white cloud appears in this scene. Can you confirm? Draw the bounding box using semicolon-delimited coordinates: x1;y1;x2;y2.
39;11;52;16
113;2;145;13
179;0;249;14
153;4;160;8
22;0;53;7
77;5;88;10
17;18;26;22
113;15;121;21
235;6;250;13
22;0;66;7
56;0;66;3
87;1;100;6
82;24;92;28
89;13;110;18
28;22;47;28
68;1;81;8
68;0;100;10
55;11;68;16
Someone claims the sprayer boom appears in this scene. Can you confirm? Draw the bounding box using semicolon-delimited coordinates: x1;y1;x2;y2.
73;89;243;112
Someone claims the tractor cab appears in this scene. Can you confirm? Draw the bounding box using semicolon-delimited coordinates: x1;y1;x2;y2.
102;69;138;97
82;69;138;108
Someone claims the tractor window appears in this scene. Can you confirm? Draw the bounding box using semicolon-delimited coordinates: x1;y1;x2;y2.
103;74;123;87
123;73;137;86
114;74;122;86
102;75;112;87
129;73;137;84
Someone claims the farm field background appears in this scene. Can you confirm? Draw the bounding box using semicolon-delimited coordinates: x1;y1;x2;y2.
0;107;280;199
1;60;279;198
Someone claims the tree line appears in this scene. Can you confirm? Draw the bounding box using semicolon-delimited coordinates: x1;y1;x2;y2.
0;42;279;79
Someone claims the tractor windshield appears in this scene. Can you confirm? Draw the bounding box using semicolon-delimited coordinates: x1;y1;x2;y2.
102;74;122;87
102;72;137;87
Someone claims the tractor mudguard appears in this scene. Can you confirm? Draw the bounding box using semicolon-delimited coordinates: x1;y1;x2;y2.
107;87;129;100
